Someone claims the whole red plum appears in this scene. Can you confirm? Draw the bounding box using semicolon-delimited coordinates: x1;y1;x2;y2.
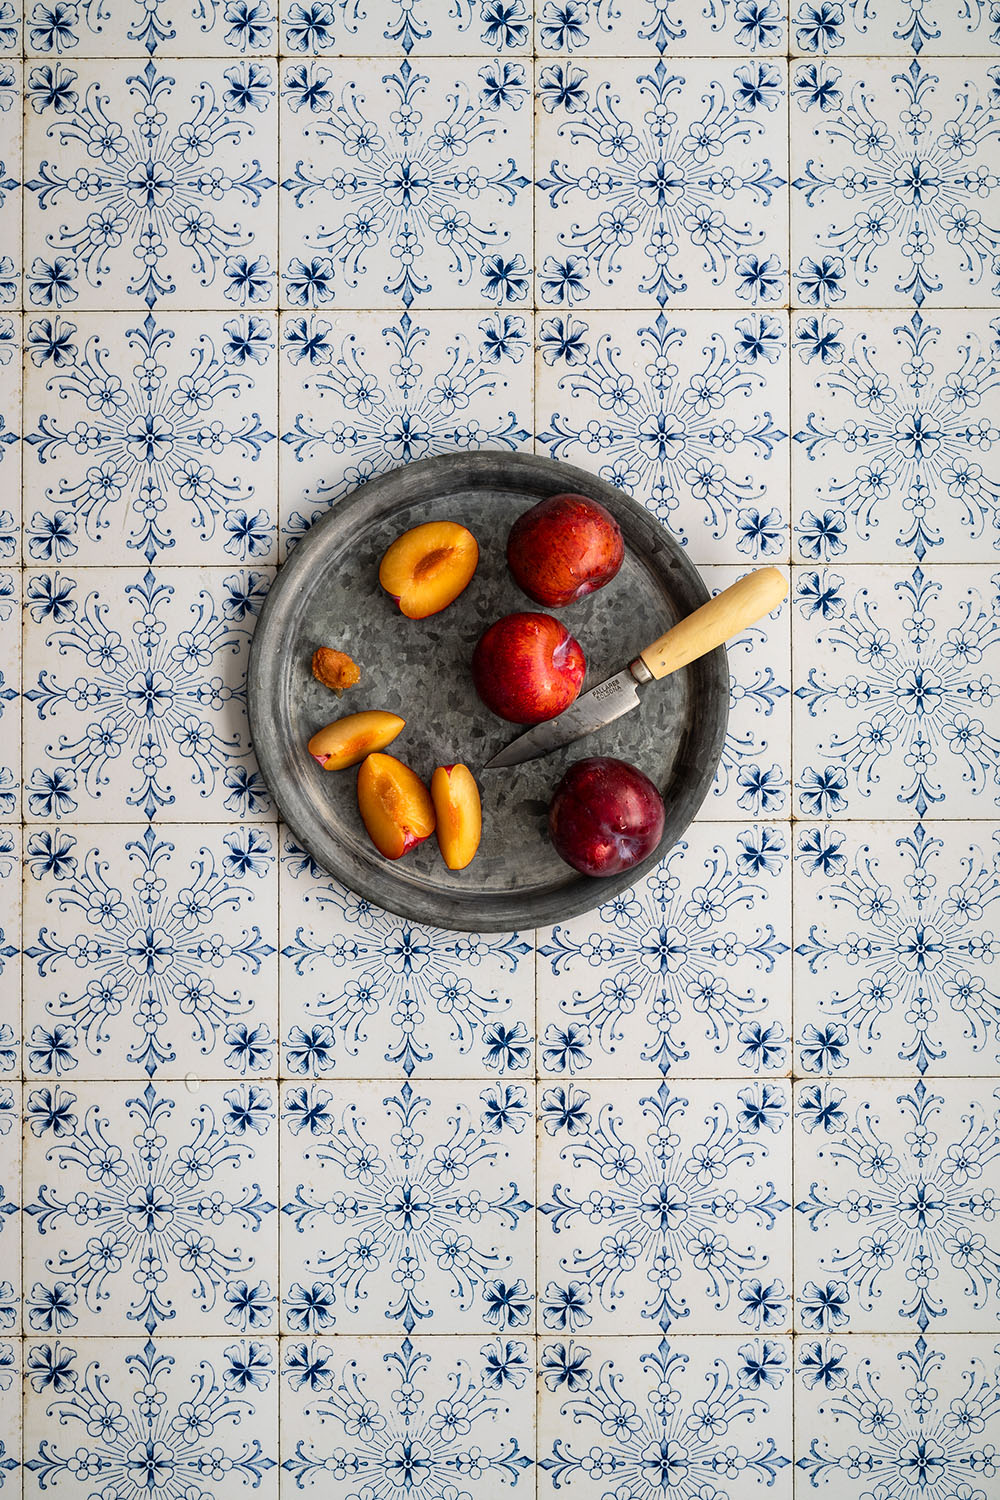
548;756;666;876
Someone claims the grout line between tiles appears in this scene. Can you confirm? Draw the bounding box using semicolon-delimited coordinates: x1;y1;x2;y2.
12;1070;1000;1081
786;45;795;1444
18;45;23;1487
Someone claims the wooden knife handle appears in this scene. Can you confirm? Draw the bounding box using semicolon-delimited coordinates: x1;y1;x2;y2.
638;567;788;682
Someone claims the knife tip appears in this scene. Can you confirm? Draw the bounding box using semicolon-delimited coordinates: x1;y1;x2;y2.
483;746;529;770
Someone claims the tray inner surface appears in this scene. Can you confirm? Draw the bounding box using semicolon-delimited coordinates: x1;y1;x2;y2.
267;482;692;903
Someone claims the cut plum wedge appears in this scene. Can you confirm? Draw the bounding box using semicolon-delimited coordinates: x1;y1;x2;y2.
357;752;436;860
308;711;405;770
378;520;479;619
431;764;482;871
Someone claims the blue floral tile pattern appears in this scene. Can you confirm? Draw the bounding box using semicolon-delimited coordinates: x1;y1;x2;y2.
792;310;1000;562
0;557;19;821
538;1079;790;1333
535;59;788;308
0;833;20;1079
0;1279;16;1357
0;1332;17;1492
24;0;275;54
795;1078;1000;1332
279;1079;534;1333
795;1335;1000;1497
23;60;278;309
22;567;274;821
278;58;531;309
537;822;790;1077
792;565;1000;819
0;65;19;310
791;59;1000;308
0;8;19;52
23;1338;278;1498
703;566;792;817
279;309;532;548
279;0;532;54
535;310;790;562
279;836;533;1078
279;1336;534;1492
0;318;20;578
24;313;278;565
533;0;789;52
794;821;1000;1076
538;1336;792;1491
23;823;278;1078
789;0;1000;51
0;0;998;1481
23;1081;278;1334
0;1083;18;1331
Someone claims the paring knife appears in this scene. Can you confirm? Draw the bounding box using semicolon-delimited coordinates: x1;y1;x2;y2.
484;566;789;770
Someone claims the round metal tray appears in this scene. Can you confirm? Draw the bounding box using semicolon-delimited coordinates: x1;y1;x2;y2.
247;452;728;931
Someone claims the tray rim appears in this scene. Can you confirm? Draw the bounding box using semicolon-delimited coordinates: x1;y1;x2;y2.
247;452;729;932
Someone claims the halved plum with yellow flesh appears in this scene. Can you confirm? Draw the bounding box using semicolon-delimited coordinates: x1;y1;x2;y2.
378;520;479;619
308;711;405;770
431;763;482;871
357;752;436;859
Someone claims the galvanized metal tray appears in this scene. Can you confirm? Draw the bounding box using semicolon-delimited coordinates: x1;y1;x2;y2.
247;452;728;932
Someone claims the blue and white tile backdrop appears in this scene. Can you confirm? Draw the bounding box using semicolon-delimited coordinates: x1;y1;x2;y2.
0;0;999;1491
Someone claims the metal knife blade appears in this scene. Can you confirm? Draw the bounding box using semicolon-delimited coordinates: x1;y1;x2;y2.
483;668;642;769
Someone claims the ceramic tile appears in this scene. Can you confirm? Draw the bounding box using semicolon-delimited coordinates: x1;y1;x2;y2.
23;313;278;566
538;1078;791;1334
0;1082;18;1340
23;1080;278;1334
278;58;532;310
22;566;275;822
795;1077;1000;1334
539;1335;793;1493
0;1334;16;1494
0;831;20;1076
536;821;791;1078
794;821;1000;1077
535;58;789;310
0;1103;15;1489
535;311;791;564
24;59;278;311
0;65;19;314
0;9;19;51
790;0;1000;50
279;833;534;1078
0;567;19;820
792;310;1000;563
23;823;279;1080
278;309;533;553
790;58;1000;309
534;0;789;52
703;565;792;818
0;1279;15;1344
24;0;276;53
1;0;997;1477
279;1079;535;1334
794;1335;1000;1497
791;565;1000;820
280;0;532;54
23;1338;278;1497
0;317;20;572
278;1335;534;1496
